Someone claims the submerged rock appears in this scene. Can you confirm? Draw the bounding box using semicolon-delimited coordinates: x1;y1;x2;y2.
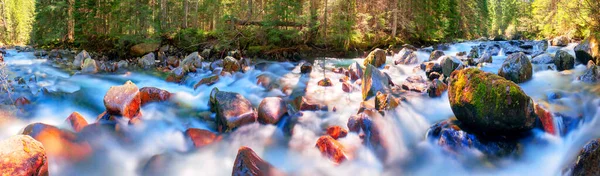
394;48;419;65
429;50;445;61
139;87;171;106
209;88;257;132
185;128;220;148
22;123;91;161
362;64;390;100
104;81;141;119
315;136;347;164
574;35;600;64
0;135;48;176
257;97;287;125
364;48;387;67
448;68;536;135
232;146;283;176
498;52;532;83
326;126;348;140
554;50;575;71
347;110;390;161
578;61;600;83
66;112;88;132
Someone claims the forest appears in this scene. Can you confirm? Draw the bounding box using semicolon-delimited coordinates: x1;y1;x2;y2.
0;0;599;58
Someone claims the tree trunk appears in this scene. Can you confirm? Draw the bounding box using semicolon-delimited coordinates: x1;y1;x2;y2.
392;0;397;38
183;0;189;28
323;0;328;40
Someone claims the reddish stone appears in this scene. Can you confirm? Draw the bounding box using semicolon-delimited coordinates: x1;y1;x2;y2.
535;104;557;135
232;146;284;176
193;75;219;89
104;81;141;119
257;97;287;124
21;123;92;161
66;112;88;132
347;110;389;161
210;88;257;132
14;97;30;107
290;96;327;111
0;135;48;176
315;136;347;164
317;78;333;87
342;82;353;93
185;128;221;148
139;87;171;106
326;126;348;139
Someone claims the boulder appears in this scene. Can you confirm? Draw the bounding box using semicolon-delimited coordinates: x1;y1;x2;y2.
209;88;257;132
185;128;220;148
139;87;171;106
448;68;536;134
103;81;141;119
429;50;445;61
256;74;279;90
65;112;88;132
568;139;600;176
138;53;156;69
423;62;442;80
315;136;347;164
427;79;448;98
551;36;569;46
326;126;348;140
81;58;98;74
222;56;241;74
347;110;389;161
361;64;390;100
73;50;90;69
394;48;419;65
130;43;159;56
531;53;553;64
22;123;91;161
374;92;400;112
498;52;532;83
440;56;464;77
574;35;600;64
553;50;575;71
364;48;387;67
0;135;48;176
181;52;203;69
232;147;283;176
257;97;287;125
578;61;600;83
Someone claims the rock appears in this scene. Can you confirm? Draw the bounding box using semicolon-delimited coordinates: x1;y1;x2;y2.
232;146;283;176
201;49;211;59
574;35;600;64
317;78;333;87
228;50;242;59
34;50;47;57
166;67;185;82
167;56;180;67
139;87;171;106
427;79;448;98
326;126;348;139
130;43;159;56
73;50;90;69
315;136;347;164
498;52;533;83
141;154;174;176
553;50;575;71
374;92;400;112
440;56;463;77
448;68;536;134
117;60;129;70
423;62;443;80
181;52;203;69
138;53;156;69
193;75;220;89
104;81;141;119
256;74;280;90
300;62;312;74
257;97;287;124
185;128;220;148
394;48;419;65
14;97;31;107
426;118;520;160
534;104;556;135
531;53;554;64
401;75;428;93
578;61;599;83
478;51;493;64
81;58;98;74
289;96;328;112
364;48;387;67
468;47;479;59
222;56;241;74
347;110;389;161
361;64;390;100
568;139;600;175
342;82;353;93
0;135;48;176
22;123;91;161
347;62;363;81
209;88;257;132
493;35;505;41
429;50;445;61
66;112;88;132
456;51;467;57
551;36;569;46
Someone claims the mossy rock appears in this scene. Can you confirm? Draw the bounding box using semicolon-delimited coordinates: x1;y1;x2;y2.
363;48;386;68
553;50;575;71
498;52;532;83
448;68;536;135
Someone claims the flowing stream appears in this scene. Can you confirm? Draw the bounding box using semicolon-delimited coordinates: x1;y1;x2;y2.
0;41;599;176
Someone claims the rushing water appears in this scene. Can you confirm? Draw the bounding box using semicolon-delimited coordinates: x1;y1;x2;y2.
0;41;599;176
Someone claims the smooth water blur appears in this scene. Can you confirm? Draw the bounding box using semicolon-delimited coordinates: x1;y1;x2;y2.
0;41;598;176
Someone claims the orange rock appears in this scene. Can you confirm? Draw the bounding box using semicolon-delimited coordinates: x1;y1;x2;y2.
315;136;347;164
232;146;284;176
103;81;141;119
535;104;557;135
317;78;333;87
326;126;348;139
0;135;48;176
257;97;287;124
22;123;92;161
185;128;221;148
66;112;88;132
139;87;171;106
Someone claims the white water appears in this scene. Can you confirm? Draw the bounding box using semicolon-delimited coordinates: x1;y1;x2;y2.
0;41;598;176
